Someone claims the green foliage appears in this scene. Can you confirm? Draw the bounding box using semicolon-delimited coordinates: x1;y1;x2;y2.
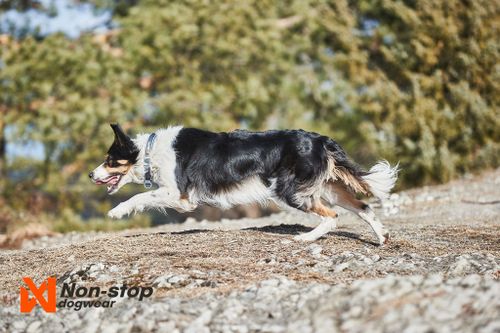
114;0;499;185
0;0;498;227
354;0;500;185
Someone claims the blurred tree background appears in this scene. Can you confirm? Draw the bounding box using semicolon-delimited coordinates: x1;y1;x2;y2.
0;0;498;233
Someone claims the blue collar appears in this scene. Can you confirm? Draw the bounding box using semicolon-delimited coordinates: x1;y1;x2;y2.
143;132;157;189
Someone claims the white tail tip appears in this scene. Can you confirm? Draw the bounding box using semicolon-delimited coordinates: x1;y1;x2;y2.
362;160;399;200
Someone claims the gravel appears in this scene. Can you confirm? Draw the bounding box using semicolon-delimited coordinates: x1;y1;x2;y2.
2;273;499;333
1;169;499;332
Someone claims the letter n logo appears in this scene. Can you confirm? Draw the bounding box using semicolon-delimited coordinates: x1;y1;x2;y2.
20;277;57;313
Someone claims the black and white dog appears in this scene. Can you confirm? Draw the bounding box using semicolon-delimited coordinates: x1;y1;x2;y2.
90;124;398;245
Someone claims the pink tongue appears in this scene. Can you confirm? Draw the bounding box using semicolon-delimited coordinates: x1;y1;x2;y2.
96;175;120;185
107;176;120;185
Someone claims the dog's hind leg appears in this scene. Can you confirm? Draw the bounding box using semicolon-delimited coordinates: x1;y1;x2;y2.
328;181;389;246
273;171;338;242
292;200;339;242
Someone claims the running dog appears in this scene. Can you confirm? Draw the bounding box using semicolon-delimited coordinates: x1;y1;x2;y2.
89;124;398;245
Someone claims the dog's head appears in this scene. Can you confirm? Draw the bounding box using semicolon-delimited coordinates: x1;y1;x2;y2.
89;124;140;194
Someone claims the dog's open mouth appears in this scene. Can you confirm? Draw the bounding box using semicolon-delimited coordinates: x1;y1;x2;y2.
95;175;122;193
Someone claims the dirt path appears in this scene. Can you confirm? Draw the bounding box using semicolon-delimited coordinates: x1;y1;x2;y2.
0;169;499;332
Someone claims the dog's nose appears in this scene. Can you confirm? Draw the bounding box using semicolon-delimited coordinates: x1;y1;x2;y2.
89;171;94;179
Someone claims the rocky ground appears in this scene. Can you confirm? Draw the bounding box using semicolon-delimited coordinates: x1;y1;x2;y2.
0;169;499;333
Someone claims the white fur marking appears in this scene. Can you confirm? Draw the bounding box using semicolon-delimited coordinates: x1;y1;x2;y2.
358;209;388;245
92;163;110;179
107;187;197;218
362;160;399;200
294;217;336;242
131;126;182;190
191;176;273;209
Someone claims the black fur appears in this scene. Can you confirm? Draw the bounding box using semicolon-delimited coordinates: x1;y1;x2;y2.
107;124;139;164
173;128;365;210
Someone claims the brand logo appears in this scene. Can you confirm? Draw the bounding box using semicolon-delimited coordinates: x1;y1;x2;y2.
19;276;154;313
20;277;57;313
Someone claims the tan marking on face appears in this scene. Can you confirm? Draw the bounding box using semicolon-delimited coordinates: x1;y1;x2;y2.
104;163;132;175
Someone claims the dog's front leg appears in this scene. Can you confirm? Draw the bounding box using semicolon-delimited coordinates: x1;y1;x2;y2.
107;188;195;219
107;192;155;219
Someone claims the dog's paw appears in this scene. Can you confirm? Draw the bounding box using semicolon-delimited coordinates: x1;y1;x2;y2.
378;232;390;247
107;204;129;219
293;233;319;242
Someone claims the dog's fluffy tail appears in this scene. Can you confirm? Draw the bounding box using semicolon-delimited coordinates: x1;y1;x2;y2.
324;139;398;199
361;160;399;200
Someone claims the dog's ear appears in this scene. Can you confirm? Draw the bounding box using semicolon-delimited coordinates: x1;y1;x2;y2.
108;123;139;161
110;123;131;147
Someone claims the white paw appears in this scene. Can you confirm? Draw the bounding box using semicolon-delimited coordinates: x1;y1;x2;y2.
293;233;319;242
378;232;390;247
107;204;130;219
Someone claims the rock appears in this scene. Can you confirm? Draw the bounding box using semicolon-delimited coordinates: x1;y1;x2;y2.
478;320;500;333
449;255;472;275
334;262;350;272
153;276;171;288
459;274;482;287
96;274;112;282
168;274;188;284
100;323;122;333
306;244;322;257
12;320;27;331
258;256;277;265
156;322;178;333
185;310;212;333
153;274;190;288
199;280;217;288
26;321;41;333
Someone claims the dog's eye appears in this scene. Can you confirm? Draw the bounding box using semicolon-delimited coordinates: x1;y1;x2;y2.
105;157;128;168
105;157;117;167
